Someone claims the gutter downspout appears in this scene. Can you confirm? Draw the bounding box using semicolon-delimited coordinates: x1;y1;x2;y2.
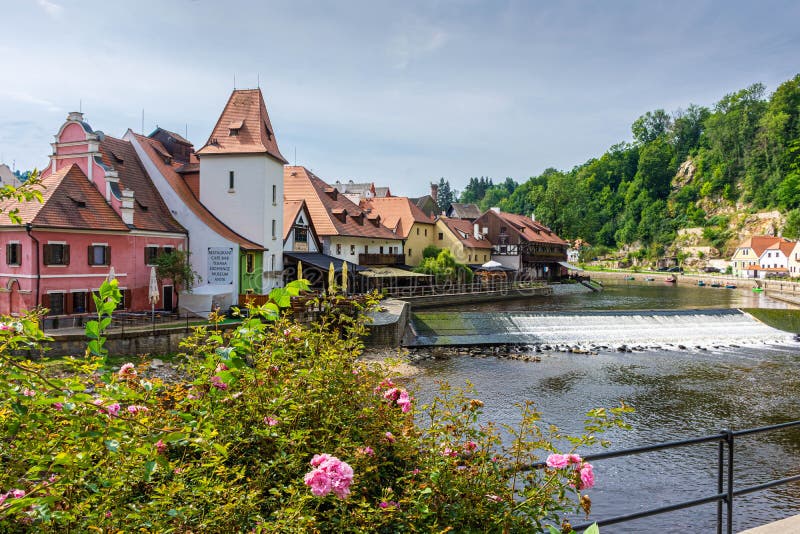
25;223;40;308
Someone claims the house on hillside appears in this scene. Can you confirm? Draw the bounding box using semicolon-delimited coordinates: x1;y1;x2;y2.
284;166;404;266
195;88;287;293
730;236;787;278
473;208;567;280
333;180;391;204
360;196;435;266
434;217;492;266
0;112;187;322
753;239;795;278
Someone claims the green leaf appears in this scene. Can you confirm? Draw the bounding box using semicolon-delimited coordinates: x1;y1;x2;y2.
582;523;600;534
104;439;120;453
144;460;157;482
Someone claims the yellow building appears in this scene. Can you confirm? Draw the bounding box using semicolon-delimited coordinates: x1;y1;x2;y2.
434;217;492;266
361;197;435;266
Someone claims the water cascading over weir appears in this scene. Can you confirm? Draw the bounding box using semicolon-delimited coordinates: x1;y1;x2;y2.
406;309;797;349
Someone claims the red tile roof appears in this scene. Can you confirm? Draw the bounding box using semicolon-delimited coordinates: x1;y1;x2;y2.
360;196;433;238
284;200;304;240
196;89;287;163
284;166;399;240
98;135;186;234
0;164;130;231
482;210;567;246
438;217;492;249
133;132;264;250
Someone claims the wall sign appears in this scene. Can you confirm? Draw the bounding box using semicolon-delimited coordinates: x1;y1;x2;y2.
207;247;234;285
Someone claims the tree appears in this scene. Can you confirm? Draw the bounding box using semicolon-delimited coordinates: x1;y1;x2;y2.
422;245;442;259
154;249;200;311
435;177;456;215
632;109;672;144
414;249;473;284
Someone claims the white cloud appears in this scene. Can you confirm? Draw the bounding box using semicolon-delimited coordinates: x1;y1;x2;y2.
0;90;60;112
36;0;63;18
388;21;449;70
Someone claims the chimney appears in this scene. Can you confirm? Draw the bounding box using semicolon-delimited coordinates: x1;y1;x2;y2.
430;183;439;204
121;190;135;225
474;223;480;240
490;207;500;213
530;212;536;221
67;111;85;122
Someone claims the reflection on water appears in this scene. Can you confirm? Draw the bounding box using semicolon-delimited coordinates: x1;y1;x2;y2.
409;284;800;531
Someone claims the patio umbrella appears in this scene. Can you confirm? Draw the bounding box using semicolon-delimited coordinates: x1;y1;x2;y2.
297;261;303;281
328;262;335;294
148;266;159;326
341;261;348;294
107;266;116;282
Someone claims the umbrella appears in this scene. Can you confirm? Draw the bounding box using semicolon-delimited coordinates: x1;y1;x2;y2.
341;261;348;294
297;261;303;281
148;266;159;327
328;262;335;294
107;266;116;282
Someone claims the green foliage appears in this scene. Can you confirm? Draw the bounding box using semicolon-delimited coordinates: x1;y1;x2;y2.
154;249;200;308
435;177;456;215
0;279;629;532
413;249;474;283
0;169;44;225
422;245;442;259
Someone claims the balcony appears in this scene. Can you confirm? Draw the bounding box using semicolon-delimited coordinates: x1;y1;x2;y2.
358;253;405;266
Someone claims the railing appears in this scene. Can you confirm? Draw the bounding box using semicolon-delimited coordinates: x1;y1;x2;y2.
528;421;800;533
238;294;271;307
358;253;405;266
382;280;545;299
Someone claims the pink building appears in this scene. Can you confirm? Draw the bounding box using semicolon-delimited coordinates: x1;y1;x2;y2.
0;112;187;322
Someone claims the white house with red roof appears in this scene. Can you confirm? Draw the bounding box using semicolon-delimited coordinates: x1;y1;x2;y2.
0;112;187;322
195;89;287;292
754;239;795;279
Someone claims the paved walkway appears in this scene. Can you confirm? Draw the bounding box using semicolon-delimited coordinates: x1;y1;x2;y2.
740;514;800;533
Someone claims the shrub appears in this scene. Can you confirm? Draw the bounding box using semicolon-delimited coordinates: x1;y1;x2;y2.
0;279;629;532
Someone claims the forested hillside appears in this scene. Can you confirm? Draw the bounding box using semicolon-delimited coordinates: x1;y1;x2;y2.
448;73;800;259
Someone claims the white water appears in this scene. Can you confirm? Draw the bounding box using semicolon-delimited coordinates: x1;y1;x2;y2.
413;310;797;348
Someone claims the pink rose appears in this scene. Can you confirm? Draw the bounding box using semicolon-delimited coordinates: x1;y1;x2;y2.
264;416;278;426
379;501;389;509
210;375;228;390
106;403;121;417
215;362;229;373
464;440;478;452
10;489;25;499
383;388;400;402
546;454;569;469
118;363;137;378
53;402;63;411
384;432;396;443
568;454;582;465
579;462;595;490
396;390;412;413
22;388;35;397
155;440;167;455
304;455;354;499
357;446;374;456
127;405;148;415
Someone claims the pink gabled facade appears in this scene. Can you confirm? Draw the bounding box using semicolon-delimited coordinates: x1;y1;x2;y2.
0;113;187;319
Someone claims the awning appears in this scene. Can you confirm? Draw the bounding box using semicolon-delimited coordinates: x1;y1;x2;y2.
558;261;584;271
359;266;432;278
284;252;364;273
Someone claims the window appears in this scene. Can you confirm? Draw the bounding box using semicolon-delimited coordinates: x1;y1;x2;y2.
229;171;235;190
48;293;65;316
364;245;368;254
408;249;412;256
118;289;126;309
245;252;255;274
272;219;276;239
468;254;472;262
145;246;159;266
6;243;20;266
163;246;174;256
295;228;308;243
230;128;240;137
424;228;427;236
438;232;443;240
72;291;87;314
379;246;384;254
272;184;277;204
336;243;342;255
271;254;275;271
416;228;419;235
43;244;69;266
350;244;355;255
88;245;110;266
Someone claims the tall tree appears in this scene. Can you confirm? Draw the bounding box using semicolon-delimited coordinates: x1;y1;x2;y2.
436;177;455;214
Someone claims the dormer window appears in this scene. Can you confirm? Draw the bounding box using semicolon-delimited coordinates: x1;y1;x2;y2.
228;119;244;137
229;128;240;136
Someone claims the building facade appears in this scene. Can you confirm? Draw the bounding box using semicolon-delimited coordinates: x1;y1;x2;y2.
360;196;435;266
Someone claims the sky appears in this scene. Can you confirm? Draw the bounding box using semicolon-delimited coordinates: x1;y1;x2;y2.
0;0;798;197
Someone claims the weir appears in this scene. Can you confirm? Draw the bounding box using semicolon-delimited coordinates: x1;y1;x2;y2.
408;308;797;348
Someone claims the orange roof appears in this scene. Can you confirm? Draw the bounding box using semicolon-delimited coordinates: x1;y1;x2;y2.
360;196;433;238
0;164;130;231
737;235;787;257
98;135;185;234
438;217;492;249
133;132;264;250
477;210;567;246
284;166;399;240
197;89;287;163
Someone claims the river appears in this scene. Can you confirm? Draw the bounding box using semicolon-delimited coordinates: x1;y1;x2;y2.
407;281;800;532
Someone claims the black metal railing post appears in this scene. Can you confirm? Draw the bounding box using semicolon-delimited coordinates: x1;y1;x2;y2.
717;437;724;534
726;429;734;534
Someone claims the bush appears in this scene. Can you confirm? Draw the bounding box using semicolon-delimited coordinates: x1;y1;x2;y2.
0;280;629;532
422;245;442;259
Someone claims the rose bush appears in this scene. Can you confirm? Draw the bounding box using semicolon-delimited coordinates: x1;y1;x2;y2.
0;279;630;532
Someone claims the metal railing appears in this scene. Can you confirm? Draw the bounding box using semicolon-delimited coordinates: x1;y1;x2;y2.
381;280;546;299
537;421;800;533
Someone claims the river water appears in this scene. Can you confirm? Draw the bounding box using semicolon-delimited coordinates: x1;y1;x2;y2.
407;282;800;532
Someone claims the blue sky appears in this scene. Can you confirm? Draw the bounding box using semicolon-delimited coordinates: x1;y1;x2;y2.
0;0;798;196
